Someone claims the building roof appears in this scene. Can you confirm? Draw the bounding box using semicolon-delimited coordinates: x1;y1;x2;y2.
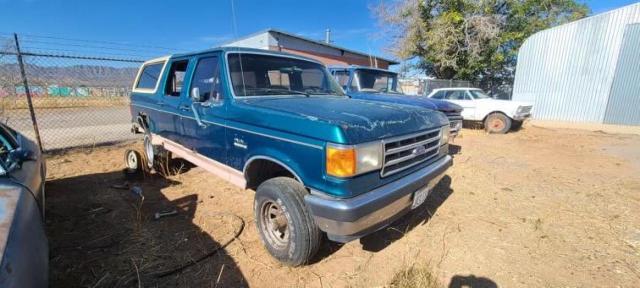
225;28;399;65
327;65;397;73
166;46;323;64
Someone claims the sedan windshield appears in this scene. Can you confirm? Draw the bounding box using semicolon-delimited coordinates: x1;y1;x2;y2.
469;90;492;99
355;69;402;94
228;53;344;97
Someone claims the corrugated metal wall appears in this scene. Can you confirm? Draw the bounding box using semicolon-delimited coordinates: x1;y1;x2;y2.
604;23;640;125
512;3;640;124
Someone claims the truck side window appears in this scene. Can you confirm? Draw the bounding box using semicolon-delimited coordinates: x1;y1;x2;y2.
0;125;18;172
191;56;221;101
165;60;189;96
333;71;350;90
136;62;164;90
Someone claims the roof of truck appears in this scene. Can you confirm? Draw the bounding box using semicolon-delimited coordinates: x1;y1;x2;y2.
143;46;323;65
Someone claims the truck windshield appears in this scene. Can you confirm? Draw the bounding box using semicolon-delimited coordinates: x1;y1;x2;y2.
355;69;402;94
228;53;345;97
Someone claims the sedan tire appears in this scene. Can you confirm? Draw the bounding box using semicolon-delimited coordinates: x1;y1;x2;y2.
484;113;512;134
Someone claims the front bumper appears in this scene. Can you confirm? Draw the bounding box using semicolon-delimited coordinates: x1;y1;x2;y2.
513;113;531;121
305;155;453;243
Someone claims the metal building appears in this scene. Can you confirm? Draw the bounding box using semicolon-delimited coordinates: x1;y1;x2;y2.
512;3;640;125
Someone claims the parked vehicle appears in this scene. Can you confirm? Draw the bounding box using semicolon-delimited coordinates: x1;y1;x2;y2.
0;123;47;288
128;47;453;266
329;66;464;137
427;88;533;134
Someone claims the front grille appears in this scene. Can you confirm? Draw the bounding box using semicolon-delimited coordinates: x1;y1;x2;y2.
381;128;441;177
444;111;463;132
450;120;462;131
444;111;462;118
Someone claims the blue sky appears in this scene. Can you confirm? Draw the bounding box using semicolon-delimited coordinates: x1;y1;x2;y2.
0;0;638;60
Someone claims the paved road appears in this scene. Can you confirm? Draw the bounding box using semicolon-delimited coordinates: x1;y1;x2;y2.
2;106;138;150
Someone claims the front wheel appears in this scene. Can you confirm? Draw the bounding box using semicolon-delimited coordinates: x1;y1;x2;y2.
254;177;322;266
484;113;512;134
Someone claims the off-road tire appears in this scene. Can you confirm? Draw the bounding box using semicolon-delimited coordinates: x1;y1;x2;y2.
254;177;322;266
484;113;512;134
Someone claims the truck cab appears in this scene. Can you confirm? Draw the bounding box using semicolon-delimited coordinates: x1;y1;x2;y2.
129;47;453;266
328;66;464;137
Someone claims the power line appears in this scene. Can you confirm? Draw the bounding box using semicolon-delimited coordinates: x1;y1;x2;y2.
2;32;185;51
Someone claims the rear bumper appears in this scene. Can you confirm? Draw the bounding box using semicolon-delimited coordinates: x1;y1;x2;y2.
304;155;452;242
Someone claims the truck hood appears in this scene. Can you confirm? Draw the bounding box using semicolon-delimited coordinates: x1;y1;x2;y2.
232;96;448;144
349;92;463;113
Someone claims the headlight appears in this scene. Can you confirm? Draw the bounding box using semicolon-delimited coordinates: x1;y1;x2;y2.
326;142;382;177
440;125;450;144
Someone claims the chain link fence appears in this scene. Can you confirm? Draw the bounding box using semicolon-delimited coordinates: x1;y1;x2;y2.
0;33;180;151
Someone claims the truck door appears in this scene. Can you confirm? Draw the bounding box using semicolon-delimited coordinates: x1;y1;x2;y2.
180;55;227;163
161;58;191;144
445;90;476;120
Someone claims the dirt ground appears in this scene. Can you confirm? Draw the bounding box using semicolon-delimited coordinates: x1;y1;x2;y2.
45;125;640;287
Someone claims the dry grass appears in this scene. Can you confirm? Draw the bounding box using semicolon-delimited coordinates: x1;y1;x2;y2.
44;126;640;287
389;264;441;288
0;96;128;110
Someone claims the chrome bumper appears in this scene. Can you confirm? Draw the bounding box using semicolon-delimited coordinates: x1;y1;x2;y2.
305;155;453;243
513;113;531;121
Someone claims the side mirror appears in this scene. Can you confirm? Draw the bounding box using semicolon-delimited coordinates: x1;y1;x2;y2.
190;87;203;102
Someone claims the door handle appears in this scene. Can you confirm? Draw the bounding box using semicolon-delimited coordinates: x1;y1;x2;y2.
157;101;165;106
179;104;190;112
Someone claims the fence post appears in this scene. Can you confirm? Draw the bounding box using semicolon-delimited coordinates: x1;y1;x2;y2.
13;33;44;152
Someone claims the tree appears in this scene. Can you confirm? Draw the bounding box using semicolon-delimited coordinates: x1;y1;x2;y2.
372;0;589;91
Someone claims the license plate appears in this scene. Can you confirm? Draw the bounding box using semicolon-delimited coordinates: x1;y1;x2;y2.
411;186;430;209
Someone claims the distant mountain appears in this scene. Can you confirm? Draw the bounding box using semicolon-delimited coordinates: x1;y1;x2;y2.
0;63;139;88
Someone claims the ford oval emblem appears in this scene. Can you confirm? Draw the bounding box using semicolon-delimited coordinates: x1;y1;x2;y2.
412;146;427;156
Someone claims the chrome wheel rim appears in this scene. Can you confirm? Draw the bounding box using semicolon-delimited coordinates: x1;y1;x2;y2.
126;151;138;169
144;135;154;168
260;200;289;249
490;118;505;132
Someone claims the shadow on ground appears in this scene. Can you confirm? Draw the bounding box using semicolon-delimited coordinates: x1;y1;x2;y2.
449;274;498;288
312;175;454;260
449;144;462;156
46;166;246;287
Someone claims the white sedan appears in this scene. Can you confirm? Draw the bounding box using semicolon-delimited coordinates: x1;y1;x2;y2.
427;88;533;134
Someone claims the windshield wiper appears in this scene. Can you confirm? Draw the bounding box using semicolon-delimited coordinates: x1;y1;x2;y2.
251;88;310;97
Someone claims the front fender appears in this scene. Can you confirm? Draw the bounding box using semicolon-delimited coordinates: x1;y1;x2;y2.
242;144;323;188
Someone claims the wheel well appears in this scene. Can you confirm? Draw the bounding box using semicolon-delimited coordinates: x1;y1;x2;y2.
244;159;299;190
137;113;149;129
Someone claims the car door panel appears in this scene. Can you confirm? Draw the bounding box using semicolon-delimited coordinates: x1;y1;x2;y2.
180;55;227;164
444;91;476;120
160;58;191;144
